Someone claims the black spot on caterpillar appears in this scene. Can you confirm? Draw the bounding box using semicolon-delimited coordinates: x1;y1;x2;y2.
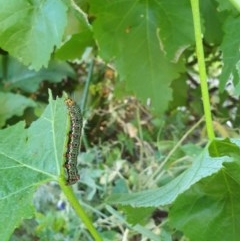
64;97;82;185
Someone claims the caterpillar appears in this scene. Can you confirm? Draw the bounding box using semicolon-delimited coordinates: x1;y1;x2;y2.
64;97;82;185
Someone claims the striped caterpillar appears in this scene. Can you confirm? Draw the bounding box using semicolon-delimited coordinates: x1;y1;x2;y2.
64;97;82;185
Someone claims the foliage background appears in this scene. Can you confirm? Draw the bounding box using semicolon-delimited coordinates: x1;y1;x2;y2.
1;0;240;240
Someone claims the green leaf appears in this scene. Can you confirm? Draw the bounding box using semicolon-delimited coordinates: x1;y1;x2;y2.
215;0;236;11
120;206;154;226
2;56;76;92
108;149;231;207
208;138;240;157
169;159;240;241
90;0;194;113
55;7;94;61
200;0;225;44
227;0;240;12
0;91;69;240
0;0;68;70
55;32;94;61
106;205;160;241
169;74;188;109
159;229;172;241
0;92;36;127
219;16;240;91
181;143;202;157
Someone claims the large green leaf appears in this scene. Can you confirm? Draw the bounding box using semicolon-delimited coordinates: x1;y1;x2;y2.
91;0;194;113
109;139;240;240
169;160;240;241
0;91;69;240
0;0;67;70
0;92;36;127
108;148;231;207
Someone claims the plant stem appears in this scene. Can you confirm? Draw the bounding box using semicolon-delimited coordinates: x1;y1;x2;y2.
190;0;215;141
80;60;94;112
81;60;94;150
59;178;103;241
145;117;204;187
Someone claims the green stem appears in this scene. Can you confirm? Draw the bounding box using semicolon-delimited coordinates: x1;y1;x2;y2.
80;60;94;150
59;178;103;241
190;0;215;140
145;117;204;188
80;60;94;112
136;106;144;160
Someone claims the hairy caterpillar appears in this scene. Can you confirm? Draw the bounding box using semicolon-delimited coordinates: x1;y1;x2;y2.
64;97;82;185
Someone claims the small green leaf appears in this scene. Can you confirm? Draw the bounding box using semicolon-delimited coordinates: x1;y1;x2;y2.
181;143;202;157
2;56;76;92
0;0;68;70
208;138;240;157
55;31;94;61
0;92;36;127
108;149;231;207
111;178;129;194
169;159;240;241
0;91;69;240
120;206;154;226
170;75;188;109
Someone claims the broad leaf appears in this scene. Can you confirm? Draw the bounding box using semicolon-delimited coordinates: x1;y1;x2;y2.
108;149;231;207
169;159;240;241
0;92;36;127
90;0;194;113
2;56;76;92
0;0;67;70
0;91;69;240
